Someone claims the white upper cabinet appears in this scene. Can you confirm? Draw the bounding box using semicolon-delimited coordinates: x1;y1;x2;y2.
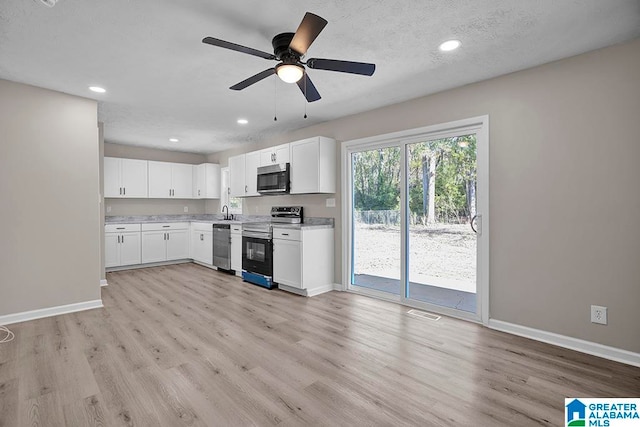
290;137;336;194
171;163;194;198
228;154;246;198
244;151;261;197
148;161;194;198
260;143;290;166
104;157;148;198
193;163;221;199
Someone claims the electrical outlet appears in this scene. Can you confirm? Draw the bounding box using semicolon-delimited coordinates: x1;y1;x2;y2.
183;206;188;213
326;198;336;208
591;305;607;325
106;205;111;213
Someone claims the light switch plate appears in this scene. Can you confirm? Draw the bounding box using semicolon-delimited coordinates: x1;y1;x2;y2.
106;206;111;213
184;206;189;213
326;198;336;208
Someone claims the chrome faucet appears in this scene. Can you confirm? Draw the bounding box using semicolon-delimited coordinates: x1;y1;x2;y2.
222;205;230;220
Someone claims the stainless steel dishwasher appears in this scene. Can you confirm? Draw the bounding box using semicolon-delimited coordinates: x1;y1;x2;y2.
213;223;231;271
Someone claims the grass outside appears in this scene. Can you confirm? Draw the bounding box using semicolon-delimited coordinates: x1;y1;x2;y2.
353;222;477;292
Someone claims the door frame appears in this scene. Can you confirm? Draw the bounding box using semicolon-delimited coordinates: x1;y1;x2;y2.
341;115;490;325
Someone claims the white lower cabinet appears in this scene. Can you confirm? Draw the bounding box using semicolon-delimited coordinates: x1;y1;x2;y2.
191;223;213;265
105;224;141;268
141;222;190;264
230;224;242;276
273;237;302;288
273;227;334;296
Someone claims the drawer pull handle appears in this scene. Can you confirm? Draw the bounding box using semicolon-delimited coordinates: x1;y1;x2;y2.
116;227;125;230
282;233;289;236
163;225;170;228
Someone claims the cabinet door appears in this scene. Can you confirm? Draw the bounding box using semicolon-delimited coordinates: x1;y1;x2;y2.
119;232;141;266
148;161;173;198
290;139;319;194
120;159;148;198
230;232;242;272
203;164;221;199
201;231;213;265
104;233;120;268
273;238;302;288
260;149;275;166
228;155;245;197
166;229;190;260
103;157;121;198
171;163;194;198
244;151;261;196
274;143;290;164
194;164;205;199
260;143;290;166
190;229;212;264
142;231;167;263
190;229;200;259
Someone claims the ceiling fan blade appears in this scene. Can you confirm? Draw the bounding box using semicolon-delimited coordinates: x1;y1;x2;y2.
296;72;321;102
230;68;276;91
306;58;375;76
289;12;328;55
202;37;276;60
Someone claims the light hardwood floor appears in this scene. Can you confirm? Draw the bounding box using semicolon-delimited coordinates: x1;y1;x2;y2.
0;263;638;426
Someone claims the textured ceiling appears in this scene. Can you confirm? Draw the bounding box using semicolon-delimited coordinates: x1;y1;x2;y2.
1;0;639;153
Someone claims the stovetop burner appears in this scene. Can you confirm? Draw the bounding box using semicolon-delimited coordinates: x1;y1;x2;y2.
242;206;303;236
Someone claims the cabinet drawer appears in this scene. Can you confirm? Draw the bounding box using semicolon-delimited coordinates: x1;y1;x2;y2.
191;222;213;232
142;222;190;231
273;228;301;241
230;225;243;234
105;223;141;233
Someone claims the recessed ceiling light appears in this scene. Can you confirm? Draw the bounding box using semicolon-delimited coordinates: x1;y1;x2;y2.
89;86;106;93
169;138;179;142
237;119;248;125
438;40;461;52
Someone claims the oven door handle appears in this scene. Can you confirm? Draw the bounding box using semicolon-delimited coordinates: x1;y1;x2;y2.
242;231;272;240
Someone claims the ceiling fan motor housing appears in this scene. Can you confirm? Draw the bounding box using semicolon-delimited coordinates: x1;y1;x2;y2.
272;32;298;62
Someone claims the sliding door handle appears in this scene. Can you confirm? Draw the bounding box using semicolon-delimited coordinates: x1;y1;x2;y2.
470;215;477;233
471;214;482;235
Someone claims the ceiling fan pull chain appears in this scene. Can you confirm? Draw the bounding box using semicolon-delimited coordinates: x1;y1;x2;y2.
304;71;308;119
273;74;278;121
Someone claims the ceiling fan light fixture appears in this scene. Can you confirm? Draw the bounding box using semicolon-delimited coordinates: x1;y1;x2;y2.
276;63;304;83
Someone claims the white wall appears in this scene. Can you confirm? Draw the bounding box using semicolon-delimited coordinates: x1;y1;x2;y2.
0;79;101;316
210;38;640;353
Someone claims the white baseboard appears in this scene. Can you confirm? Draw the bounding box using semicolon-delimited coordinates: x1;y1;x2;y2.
100;279;108;287
333;283;345;291
277;283;334;297
106;259;190;272
488;319;640;368
0;299;103;326
307;284;335;297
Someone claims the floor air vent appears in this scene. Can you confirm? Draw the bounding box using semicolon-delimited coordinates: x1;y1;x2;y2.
407;309;441;321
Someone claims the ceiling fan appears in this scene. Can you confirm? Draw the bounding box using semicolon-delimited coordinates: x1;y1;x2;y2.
202;12;376;102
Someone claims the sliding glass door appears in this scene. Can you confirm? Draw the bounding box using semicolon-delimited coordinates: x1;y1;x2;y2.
345;117;488;321
405;135;477;313
351;146;402;297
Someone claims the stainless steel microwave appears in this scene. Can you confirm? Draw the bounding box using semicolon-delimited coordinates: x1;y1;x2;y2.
257;163;290;195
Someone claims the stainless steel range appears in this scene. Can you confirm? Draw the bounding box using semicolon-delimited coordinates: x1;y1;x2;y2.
241;206;302;289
